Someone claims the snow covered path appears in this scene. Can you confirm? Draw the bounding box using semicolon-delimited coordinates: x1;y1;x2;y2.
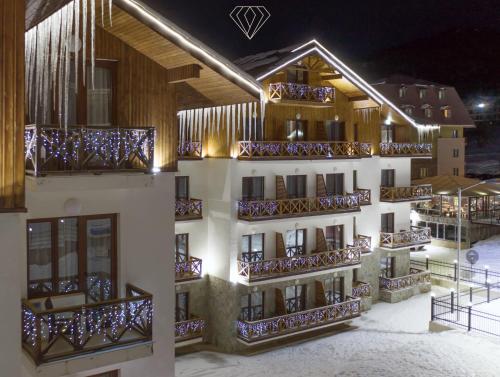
176;288;500;377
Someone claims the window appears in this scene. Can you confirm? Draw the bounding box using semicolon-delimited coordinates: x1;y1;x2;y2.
242;177;264;200
381;169;395;187
324;120;346;142
285;229;306;257
27;215;117;301
175;234;188;263
443;108;452;118
353;170;358;191
286;175;307;198
381;124;394;143
399;85;407;98
241;233;264;262
453;148;460;158
453;167;460;176
326;173;344;195
424;107;432;118
324;277;344;304
176;292;189;322
286;120;307;141
452;129;459;138
419;88;427;99
240;292;264;321
419;167;429;178
438;88;446;100
175;176;189;200
287;67;308;84
326;225;344;250
404;107;413;115
381;213;395;233
285;284;306;313
380;257;395;278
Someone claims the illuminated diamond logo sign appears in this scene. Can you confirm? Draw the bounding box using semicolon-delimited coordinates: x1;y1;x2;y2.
230;6;270;40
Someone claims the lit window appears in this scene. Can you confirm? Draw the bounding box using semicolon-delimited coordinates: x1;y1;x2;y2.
453;148;459;158
399;86;407;98
438;88;446;100
403;106;413;115
424;107;432;118
419;167;428;178
442;107;452;118
419;88;427;99
452;129;458;138
453;168;459;176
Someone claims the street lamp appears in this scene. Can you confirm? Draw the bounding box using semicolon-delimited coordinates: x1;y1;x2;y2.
456;179;499;311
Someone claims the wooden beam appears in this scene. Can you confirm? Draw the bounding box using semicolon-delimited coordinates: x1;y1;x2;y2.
167;64;202;83
349;95;370;102
321;73;343;80
0;0;26;211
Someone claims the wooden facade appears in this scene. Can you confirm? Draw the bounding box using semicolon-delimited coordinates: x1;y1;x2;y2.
0;0;25;211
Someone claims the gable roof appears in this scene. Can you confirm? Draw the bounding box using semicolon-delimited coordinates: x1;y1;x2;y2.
236;39;433;129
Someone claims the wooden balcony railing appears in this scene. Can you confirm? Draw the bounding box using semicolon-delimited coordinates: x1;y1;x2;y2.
352;235;371;253
269;82;335;104
379;142;432;157
175;257;202;282
237;247;361;282
175;318;206;343
379;268;431;291
379;226;431;249
237;297;361;343
380;184;432;202
178;141;202;160
238;194;360;221
25;125;155;175
352;281;371;298
175;198;203;221
21;284;153;365
354;188;371;205
237;141;371;160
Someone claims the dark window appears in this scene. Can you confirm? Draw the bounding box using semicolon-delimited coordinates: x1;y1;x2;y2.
453;148;459;158
380;256;395;278
324;277;344;304
353;170;358;190
176;292;189;322
175;234;189;262
240;292;264;321
453;168;460;176
286;175;307;198
176;176;189;199
241;233;264;262
287;68;308;84
242;176;264;200
381;169;395;187
325;120;346;141
326;225;344;250
243;117;263;141
285;229;306;257
381;124;394;143
326;173;344;195
27;215;117;301
381;213;395;233
353;123;359;142
285;284;306;313
286;120;307;141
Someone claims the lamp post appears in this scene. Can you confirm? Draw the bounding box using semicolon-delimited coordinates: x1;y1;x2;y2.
456;179;499;314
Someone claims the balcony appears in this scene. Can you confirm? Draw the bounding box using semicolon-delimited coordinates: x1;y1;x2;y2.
354;188;371;205
268;82;335;106
175;318;206;344
237;297;360;343
352;281;371;298
237;141;371;160
379;268;431;303
352;234;371;253
237;194;360;221
379;142;432;157
25;125;155;176
178;141;202;160
175;257;203;282
380;184;432;202
21;284;152;365
175;198;203;221
379;226;431;249
237;247;361;283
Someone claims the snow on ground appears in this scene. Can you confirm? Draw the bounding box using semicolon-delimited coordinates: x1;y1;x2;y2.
411;234;500;271
176;287;500;377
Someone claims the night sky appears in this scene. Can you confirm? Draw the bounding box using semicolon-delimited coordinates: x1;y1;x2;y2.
141;0;499;61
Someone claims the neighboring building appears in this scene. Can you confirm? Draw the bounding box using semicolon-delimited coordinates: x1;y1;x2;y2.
466;95;500;126
175;40;434;353
411;175;500;248
372;75;475;179
0;1;259;376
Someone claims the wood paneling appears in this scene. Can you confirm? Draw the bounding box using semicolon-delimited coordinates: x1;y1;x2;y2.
315;280;326;306
0;0;25;211
315;228;327;253
275;232;286;259
276;176;287;200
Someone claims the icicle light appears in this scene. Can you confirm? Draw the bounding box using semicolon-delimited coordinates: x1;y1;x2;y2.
25;0;113;128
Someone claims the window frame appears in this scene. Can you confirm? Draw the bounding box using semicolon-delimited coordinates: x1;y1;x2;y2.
175;233;189;262
241;233;265;262
285;229;307;257
240;291;265;321
175;176;190;200
324;276;345;304
286;174;307;199
285;284;306;313
242;176;265;201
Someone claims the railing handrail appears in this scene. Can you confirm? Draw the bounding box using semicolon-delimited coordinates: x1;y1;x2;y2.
239;193;359;205
26;124;155;131
380;184;432;190
380;225;430;237
269;82;334;90
380;268;428;282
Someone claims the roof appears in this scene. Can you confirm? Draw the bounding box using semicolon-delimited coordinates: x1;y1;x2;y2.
412;175;500;197
372;74;475;128
26;0;262;108
235;40;433;129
